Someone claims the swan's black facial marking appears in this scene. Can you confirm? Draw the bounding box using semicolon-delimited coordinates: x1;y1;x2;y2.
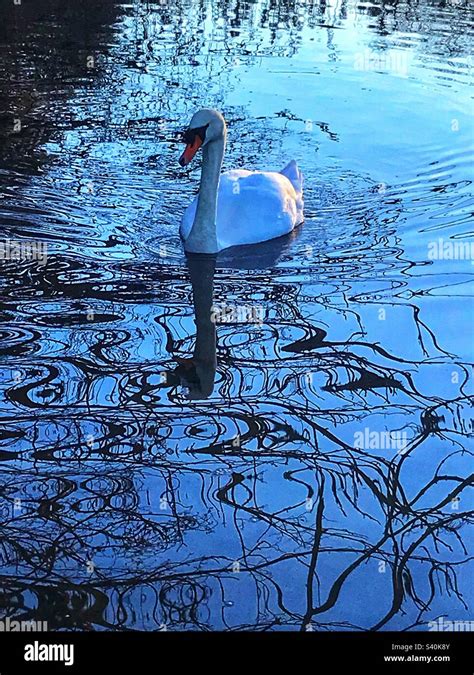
182;123;209;146
179;123;210;167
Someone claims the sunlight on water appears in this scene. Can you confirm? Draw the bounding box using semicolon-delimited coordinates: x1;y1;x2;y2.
0;0;472;631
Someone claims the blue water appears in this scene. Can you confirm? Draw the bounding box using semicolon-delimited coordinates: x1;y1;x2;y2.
0;0;472;631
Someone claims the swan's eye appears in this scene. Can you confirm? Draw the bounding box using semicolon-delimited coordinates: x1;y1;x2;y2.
182;124;209;145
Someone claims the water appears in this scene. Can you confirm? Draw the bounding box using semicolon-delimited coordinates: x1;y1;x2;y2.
0;0;472;631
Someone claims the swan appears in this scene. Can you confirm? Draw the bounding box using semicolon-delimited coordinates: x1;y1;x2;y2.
179;109;304;254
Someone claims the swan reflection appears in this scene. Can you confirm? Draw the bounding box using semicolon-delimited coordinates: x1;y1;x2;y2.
173;230;301;400
173;253;217;399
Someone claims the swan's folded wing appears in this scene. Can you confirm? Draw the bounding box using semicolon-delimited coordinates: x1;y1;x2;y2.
215;170;301;249
280;159;303;195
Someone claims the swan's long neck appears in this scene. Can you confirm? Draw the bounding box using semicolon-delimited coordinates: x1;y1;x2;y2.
185;133;225;254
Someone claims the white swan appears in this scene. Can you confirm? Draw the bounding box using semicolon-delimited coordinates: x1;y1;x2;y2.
179;109;304;253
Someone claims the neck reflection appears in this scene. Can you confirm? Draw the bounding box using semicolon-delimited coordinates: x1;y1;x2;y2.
174;252;217;400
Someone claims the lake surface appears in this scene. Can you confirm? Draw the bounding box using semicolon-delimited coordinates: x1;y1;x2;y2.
0;0;472;631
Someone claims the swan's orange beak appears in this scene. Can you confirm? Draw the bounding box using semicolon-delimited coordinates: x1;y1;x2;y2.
179;136;203;167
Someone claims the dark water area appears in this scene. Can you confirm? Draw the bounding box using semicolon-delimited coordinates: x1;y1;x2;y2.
0;0;473;632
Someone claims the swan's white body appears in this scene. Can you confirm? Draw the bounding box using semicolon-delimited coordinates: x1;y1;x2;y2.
180;161;304;251
178;109;304;254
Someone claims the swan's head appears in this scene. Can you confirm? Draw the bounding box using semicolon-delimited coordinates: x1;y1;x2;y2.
179;109;226;167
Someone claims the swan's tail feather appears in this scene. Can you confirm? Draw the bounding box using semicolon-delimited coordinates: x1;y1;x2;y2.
280;159;303;194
